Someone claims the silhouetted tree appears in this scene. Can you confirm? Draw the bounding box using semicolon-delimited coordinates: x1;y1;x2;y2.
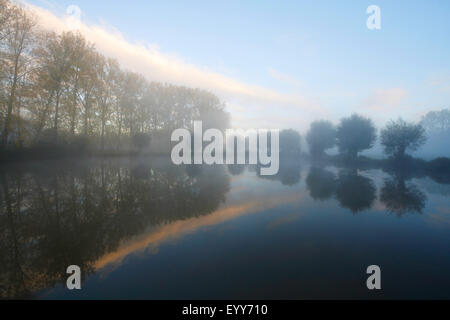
306;120;336;157
380;119;427;159
336;114;376;158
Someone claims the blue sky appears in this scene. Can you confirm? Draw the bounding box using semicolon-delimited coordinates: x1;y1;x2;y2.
24;0;450;131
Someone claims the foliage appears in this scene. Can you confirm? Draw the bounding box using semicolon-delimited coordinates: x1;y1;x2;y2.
420;108;450;133
336;114;376;158
306;120;336;157
0;0;229;153
380;119;427;158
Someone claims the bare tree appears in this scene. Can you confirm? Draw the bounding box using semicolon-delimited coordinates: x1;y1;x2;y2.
1;4;36;147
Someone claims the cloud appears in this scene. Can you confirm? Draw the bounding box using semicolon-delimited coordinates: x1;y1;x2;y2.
268;68;303;88
361;88;408;111
24;2;323;129
94;190;302;271
428;73;450;93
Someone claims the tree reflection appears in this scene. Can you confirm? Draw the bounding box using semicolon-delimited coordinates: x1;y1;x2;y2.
227;164;246;176
256;158;302;186
305;167;336;201
0;159;229;298
335;169;376;213
380;174;426;216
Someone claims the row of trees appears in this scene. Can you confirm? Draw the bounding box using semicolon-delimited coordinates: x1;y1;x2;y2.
306;114;427;159
0;0;229;153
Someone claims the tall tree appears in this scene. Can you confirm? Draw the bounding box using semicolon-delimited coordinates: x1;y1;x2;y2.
78;48;101;136
1;4;36;147
34;32;80;141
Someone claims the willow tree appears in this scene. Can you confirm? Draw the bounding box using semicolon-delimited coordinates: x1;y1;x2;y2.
380;119;427;159
306;120;336;158
336;114;376;158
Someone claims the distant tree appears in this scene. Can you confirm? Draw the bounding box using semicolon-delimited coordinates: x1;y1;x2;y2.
420;108;450;133
380;119;427;159
306;120;336;157
336;114;376;158
279;129;301;155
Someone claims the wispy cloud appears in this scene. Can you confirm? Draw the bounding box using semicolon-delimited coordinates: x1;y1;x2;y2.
268;68;303;88
361;88;408;111
25;2;323;129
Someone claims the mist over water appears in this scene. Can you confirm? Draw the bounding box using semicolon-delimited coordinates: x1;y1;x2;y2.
1;156;449;299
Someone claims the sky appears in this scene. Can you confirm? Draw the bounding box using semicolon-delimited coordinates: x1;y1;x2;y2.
21;0;450;132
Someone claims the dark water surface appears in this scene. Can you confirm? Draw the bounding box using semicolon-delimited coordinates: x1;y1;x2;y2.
1;156;449;299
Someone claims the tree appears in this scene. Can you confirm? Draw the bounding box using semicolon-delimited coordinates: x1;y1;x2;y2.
0;0;230;155
336;114;376;158
34;31;79;141
306;120;336;157
420;108;450;133
380;118;427;159
0;4;36;147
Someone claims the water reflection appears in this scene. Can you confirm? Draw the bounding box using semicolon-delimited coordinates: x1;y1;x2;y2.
305;167;377;213
304;165;432;215
1;157;449;299
335;169;377;213
256;158;302;186
306;167;336;201
380;173;426;216
0;158;229;298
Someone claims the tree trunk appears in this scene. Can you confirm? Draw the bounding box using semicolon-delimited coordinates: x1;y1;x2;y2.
1;59;19;147
54;89;61;142
101;115;105;151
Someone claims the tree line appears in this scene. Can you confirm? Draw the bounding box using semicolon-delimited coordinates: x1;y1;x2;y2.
2;1;447;161
0;0;229;155
306;114;429;160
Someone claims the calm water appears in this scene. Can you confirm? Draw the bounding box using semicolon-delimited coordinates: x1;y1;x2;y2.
1;156;450;299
